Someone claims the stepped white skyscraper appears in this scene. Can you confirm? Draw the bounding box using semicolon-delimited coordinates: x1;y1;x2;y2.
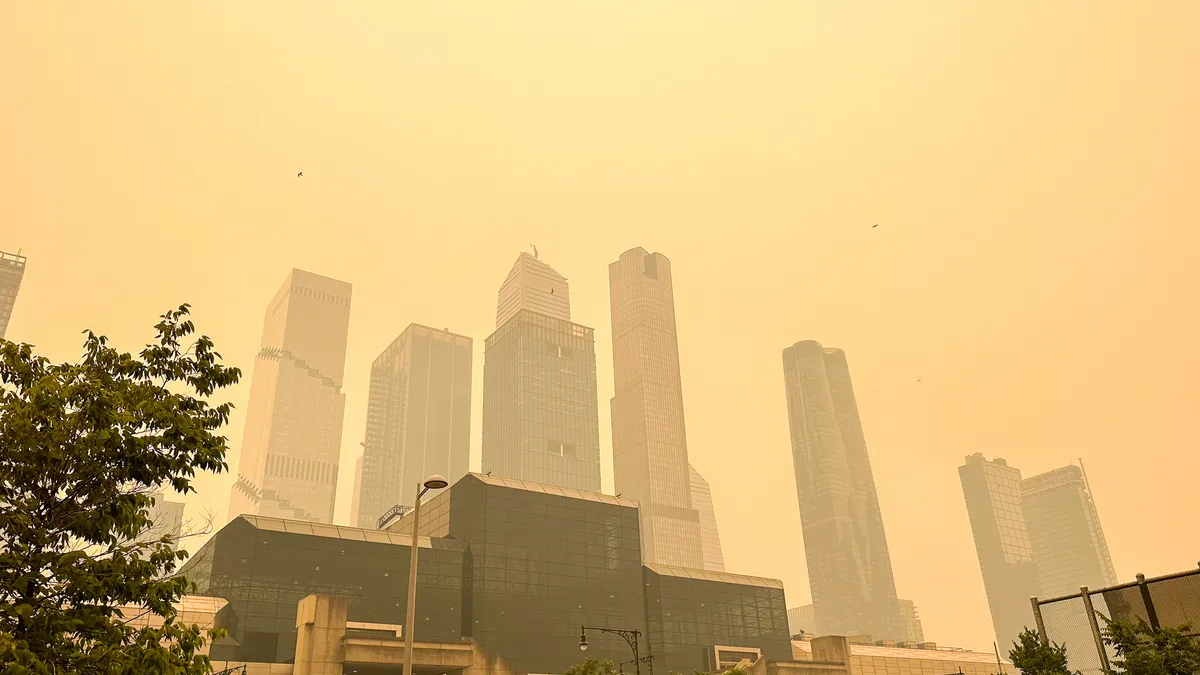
609;248;703;568
482;252;602;491
0;249;27;341
228;269;352;524
689;464;726;572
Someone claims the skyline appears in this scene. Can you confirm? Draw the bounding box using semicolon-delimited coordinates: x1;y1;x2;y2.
5;0;1198;656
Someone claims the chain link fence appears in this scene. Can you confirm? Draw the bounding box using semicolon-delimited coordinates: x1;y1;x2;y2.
1030;563;1200;675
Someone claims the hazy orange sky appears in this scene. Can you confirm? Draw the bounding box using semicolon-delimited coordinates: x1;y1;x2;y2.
4;1;1198;654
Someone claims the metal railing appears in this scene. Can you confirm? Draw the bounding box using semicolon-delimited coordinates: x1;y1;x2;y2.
377;504;413;530
1031;563;1200;675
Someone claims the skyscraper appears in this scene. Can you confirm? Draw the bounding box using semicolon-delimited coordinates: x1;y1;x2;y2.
356;324;472;528
782;340;904;641
958;453;1041;649
0;249;27;341
1021;464;1118;598
349;454;363;527
482;253;602;491
228;269;352;525
609;248;703;569
898;599;926;645
689;464;726;572
134;492;185;551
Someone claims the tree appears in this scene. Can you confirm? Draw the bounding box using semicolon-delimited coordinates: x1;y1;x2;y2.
1100;616;1200;675
0;306;241;674
1008;628;1079;675
567;657;620;675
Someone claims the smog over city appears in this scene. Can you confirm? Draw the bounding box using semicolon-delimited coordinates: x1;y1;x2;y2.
2;4;1197;674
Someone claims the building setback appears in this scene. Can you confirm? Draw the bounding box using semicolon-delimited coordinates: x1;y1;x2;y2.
0;249;27;340
482;253;602;492
781;340;905;641
609;247;704;568
227;269;352;525
356;324;472;527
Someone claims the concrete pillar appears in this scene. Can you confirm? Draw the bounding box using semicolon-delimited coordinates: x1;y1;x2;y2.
810;636;852;674
293;594;349;675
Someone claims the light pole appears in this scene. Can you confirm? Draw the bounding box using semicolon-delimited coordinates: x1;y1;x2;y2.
580;625;653;675
402;474;449;675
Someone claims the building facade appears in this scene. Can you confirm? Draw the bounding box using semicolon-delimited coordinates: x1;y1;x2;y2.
482;253;601;492
1021;464;1118;599
897;599;925;645
781;341;904;641
689;464;726;572
228;269;352;525
356;324;472;527
609;248;703;568
0;249;27;341
134;492;185;550
958;453;1041;649
186;473;791;674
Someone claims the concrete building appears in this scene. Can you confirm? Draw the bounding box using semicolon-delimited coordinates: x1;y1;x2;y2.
787;600;923;645
781;341;904;641
185;473;792;674
897;599;925;645
0;249;27;341
609;248;703;568
690;463;726;572
356;324;472;527
1021;464;1118;598
791;637;1012;675
958;453;1041;649
482;254;602;492
228;269;352;525
349;454;363;527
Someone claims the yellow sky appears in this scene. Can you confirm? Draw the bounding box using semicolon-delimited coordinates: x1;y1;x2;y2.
3;1;1198;654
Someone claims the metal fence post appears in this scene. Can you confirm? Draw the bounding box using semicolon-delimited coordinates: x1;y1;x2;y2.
1079;586;1111;673
1135;573;1160;630
1030;597;1048;645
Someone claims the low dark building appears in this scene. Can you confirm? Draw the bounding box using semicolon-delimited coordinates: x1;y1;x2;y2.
182;516;467;663
184;473;789;672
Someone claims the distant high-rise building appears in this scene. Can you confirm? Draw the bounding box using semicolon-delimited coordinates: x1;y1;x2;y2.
482;254;602;492
787;605;816;638
0;249;27;341
356;324;472;528
1021;464;1118;598
958;453;1041;649
609;248;703;568
349;454;363;527
898;599;925;645
228;269;352;525
689;464;725;572
135;492;185;551
782;340;905;641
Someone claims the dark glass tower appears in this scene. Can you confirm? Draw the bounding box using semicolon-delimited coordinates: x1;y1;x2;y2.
781;340;904;641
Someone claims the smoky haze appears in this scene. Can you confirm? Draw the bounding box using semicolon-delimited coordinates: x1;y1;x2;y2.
3;1;1198;655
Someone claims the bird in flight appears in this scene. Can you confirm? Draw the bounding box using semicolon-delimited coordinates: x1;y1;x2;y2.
297;172;303;178
872;224;878;228
550;288;555;295
917;378;922;382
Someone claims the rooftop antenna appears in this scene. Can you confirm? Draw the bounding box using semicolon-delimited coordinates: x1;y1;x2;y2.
530;244;539;259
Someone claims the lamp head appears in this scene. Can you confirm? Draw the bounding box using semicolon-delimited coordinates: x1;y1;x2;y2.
579;626;588;651
423;475;449;490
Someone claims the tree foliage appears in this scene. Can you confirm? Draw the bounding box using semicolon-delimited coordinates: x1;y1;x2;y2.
567;657;620;675
0;306;241;674
1008;628;1079;675
1101;616;1200;675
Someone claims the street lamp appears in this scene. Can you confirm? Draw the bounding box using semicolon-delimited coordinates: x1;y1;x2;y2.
402;475;449;675
580;625;653;675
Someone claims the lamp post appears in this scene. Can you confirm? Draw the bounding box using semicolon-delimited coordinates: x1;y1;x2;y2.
580;625;653;675
402;474;449;675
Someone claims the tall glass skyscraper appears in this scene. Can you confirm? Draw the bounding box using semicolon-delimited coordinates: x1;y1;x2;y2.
1022;464;1118;598
958;453;1041;649
609;248;703;569
356;324;472;528
228;269;352;525
0;249;27;341
481;253;602;492
689;464;726;572
782;340;904;641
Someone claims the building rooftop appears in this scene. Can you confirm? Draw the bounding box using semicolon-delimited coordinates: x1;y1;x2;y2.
793;640;1010;665
236;514;467;551
468;472;640;509
645;562;784;590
